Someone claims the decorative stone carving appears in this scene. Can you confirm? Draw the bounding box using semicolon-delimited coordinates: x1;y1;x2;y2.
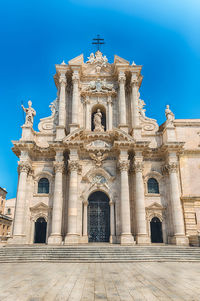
86;79;114;93
53;162;65;173
86;140;112;151
38;97;59;133
87;51;108;68
118;160;130;172
163;162;178;174
137;94;159;134
165;105;175;127
93;109;104;132
89;151;108;167
92;175;107;185
133;161;144;173
21;100;36;127
68;160;81;172
59;75;67;86
17;162;31;174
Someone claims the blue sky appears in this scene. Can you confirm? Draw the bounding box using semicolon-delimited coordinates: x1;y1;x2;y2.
0;0;199;198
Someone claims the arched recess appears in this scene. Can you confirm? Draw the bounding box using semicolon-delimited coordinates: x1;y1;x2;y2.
91;104;106;131
150;216;163;243
88;191;110;242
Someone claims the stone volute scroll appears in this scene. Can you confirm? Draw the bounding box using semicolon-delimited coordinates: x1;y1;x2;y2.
21;100;36;127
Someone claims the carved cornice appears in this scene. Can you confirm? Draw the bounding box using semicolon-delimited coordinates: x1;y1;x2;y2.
53;161;65;173
17;162;32;174
162;162;178;174
118;160;130;172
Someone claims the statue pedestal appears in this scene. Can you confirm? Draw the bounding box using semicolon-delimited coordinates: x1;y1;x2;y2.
69;123;80;133
20;125;35;141
163;124;176;143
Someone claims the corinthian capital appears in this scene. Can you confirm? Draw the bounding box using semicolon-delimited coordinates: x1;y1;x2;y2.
118;160;130;172
162;162;178;174
118;71;126;84
17;162;32;174
59;75;67;86
68;160;81;173
133;161;144;173
72;71;79;84
54;162;65;173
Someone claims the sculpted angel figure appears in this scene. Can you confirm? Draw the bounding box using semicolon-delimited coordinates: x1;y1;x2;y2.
93;109;104;132
165;105;175;125
21;100;36;127
87;53;95;64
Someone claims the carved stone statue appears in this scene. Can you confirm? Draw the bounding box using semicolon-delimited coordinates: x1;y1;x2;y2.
165;105;175;126
21;100;36;127
93;109;104;132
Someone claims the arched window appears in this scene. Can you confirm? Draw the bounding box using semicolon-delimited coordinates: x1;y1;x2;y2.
38;178;49;194
7;208;11;215
147;178;159;194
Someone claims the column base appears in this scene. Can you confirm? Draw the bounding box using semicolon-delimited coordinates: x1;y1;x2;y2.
56;126;66;140
136;234;151;245
169;235;189;246
109;235;117;244
7;235;27;244
69;123;80;133
79;236;88;244
118;124;128;133
48;235;63;245
120;234;135;245
64;234;79;245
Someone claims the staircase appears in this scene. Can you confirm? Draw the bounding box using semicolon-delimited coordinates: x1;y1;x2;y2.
0;245;200;263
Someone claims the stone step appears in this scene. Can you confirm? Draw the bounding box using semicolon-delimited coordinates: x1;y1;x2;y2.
0;246;199;263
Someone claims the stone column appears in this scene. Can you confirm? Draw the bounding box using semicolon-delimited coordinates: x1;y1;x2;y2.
70;70;80;132
12;161;31;243
133;154;150;244
48;159;65;245
131;75;139;128
109;200;116;243
118;151;134;245
56;73;67;140
83;200;88;237
65;158;80;244
107;95;113;131
118;71;127;131
85;96;90;130
164;161;189;245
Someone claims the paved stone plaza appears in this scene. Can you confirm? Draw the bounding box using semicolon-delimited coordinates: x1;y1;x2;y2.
0;262;199;300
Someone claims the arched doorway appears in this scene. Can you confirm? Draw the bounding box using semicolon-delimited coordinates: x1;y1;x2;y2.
88;191;110;242
34;217;47;243
150;217;163;243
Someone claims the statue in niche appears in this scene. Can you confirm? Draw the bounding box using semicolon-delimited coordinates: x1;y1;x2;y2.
93;109;104;132
165;105;175;126
21;100;36;127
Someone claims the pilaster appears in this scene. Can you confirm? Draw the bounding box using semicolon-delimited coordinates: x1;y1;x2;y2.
70;69;80;132
118;71;128;133
56;73;67;140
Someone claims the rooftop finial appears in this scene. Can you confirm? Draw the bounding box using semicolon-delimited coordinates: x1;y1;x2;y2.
92;34;105;52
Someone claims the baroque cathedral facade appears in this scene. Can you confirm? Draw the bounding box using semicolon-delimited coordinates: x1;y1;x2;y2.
10;51;200;246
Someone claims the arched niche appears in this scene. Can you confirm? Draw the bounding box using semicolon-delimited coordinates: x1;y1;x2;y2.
91;104;106;131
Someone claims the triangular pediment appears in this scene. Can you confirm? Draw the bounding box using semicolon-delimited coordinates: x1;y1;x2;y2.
30;202;49;212
68;54;84;65
114;55;130;65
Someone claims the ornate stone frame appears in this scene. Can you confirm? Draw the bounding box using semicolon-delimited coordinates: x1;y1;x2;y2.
144;171;162;196
29;202;51;244
146;202;166;243
33;171;53;196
